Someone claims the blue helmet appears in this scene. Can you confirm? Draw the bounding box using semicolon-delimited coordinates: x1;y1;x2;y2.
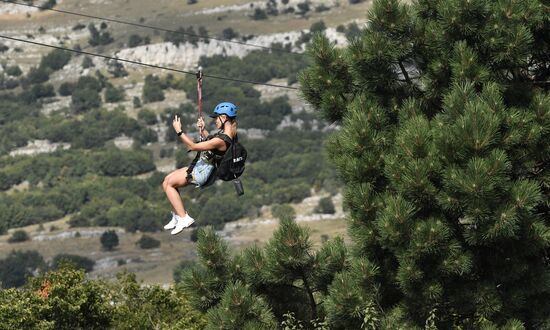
210;102;237;118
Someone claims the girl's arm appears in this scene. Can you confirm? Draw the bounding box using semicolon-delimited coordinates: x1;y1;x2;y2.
173;115;225;152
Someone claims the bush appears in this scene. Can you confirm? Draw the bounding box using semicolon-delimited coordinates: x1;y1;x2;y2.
40;49;71;71
222;28;239;40
128;34;143;48
133;96;142;108
0;250;46;288
82;56;94;68
8;230;30;243
136;235;160;249
26;66;49;85
100;230;119;251
5;65;22;77
310;21;326;34
252;8;268;20
142;75;165;103
314;196;335;214
51;254;95;272
271;204;296;220
104;84;125;103
58;82;75;96
137;108;157;125
72;87;101;112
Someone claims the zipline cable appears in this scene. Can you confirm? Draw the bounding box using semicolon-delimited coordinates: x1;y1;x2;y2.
0;34;299;90
1;0;304;56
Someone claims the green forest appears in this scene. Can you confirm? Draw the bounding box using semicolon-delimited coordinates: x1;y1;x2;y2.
1;0;549;328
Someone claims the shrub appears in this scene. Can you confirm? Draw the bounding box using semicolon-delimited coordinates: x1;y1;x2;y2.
271;204;296;220
39;49;71;71
136;235;160;249
5;65;22;77
104;84;125;103
222;27;239;40
310;21;326;34
137;108;157;125
8;230;30;243
128;34;143;48
58;82;75;96
252;8;268;20
314;196;335;214
51;254;95;272
26;66;49;84
0;250;46;288
133;96;142;108
100;230;119;251
82;56;94;68
142;75;165;103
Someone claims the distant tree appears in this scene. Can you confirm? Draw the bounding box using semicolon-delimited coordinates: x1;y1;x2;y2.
8;230;30;243
88;23;113;46
136;235;160;249
72;23;86;30
0;43;9;52
72;87;101;112
187;0;198;4
128;34;143;48
164;26;187;46
348;0;365;3
297;2;310;15
271;204;296;220
108;60;128;78
100;230;119;251
51;254;95;273
0;250;46;288
39;0;57;10
39;49;71;71
137;108;157;125
5;65;22;77
26;66;49;85
133;96;142;108
313;196;335;214
198;26;209;44
222;27;239;40
82;56;94;68
310;20;326;34
142;74;165;103
58;82;75;96
252;8;268;20
104;83;125;103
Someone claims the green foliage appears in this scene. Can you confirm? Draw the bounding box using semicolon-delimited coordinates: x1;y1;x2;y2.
82;56;94;68
71;75;103;112
0;267;206;330
39;49;71;71
88;23;113;46
271;204;296;220
8;230;30;243
136;234;160;249
182;222;348;328
104;83;125;103
0;250;46;288
127;34;143;48
222;27;239;40
137;108;157;125
25;66;49;85
100;230;119;251
51;254;95;273
310;21;327;34
142;74;165;103
300;0;550;328
314;196;335;214
58;82;75;96
5;65;22;77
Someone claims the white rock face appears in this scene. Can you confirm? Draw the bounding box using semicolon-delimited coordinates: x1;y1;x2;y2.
9;139;70;157
115;28;347;71
113;135;134;149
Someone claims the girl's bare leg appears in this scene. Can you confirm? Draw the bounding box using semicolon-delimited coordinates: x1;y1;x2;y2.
162;167;190;217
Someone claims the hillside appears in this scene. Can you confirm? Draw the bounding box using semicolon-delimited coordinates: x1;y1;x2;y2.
0;0;371;286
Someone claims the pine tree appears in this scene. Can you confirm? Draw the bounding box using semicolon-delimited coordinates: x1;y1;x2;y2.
300;0;549;328
182;218;348;328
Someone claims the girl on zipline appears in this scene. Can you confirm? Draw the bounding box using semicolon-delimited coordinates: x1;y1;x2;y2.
162;102;238;235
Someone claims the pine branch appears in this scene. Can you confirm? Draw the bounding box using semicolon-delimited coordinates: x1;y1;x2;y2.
398;60;412;85
301;270;318;320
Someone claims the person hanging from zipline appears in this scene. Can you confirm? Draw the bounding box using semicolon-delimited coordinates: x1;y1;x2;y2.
162;102;239;235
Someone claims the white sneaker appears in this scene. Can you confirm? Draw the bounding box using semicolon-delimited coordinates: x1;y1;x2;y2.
163;212;177;230
170;214;195;235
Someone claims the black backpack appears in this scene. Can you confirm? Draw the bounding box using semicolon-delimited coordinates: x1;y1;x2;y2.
215;133;247;181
